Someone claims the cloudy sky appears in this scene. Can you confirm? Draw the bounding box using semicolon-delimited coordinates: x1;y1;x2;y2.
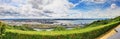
0;0;120;19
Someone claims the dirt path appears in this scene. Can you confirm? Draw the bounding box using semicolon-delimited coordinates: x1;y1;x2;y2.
96;24;120;39
108;25;120;39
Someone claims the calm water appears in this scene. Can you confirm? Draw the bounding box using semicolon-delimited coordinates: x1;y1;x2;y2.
34;19;99;31
56;20;97;25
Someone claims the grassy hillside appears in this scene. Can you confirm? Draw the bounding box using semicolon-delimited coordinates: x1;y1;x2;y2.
86;16;120;27
1;16;120;39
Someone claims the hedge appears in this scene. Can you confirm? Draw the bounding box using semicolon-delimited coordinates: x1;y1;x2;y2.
3;21;120;39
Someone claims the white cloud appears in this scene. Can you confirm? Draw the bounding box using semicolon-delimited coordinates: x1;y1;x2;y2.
110;3;118;9
0;0;119;19
93;0;106;3
81;0;106;4
0;0;75;18
80;8;120;18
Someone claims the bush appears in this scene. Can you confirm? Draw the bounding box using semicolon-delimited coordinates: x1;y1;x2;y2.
0;22;6;35
13;26;34;31
53;26;66;31
6;25;34;31
1;25;6;34
73;26;82;30
0;22;6;39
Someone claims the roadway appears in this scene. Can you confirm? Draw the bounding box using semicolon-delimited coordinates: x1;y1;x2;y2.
108;25;120;39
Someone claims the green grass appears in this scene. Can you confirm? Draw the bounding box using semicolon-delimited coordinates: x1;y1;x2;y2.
5;26;102;35
2;16;120;39
2;21;119;39
6;22;118;35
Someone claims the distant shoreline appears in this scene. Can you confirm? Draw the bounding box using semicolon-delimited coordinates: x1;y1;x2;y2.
0;18;109;20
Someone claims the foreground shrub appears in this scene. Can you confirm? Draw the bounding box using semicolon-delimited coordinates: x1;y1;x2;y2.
0;22;6;35
0;22;6;39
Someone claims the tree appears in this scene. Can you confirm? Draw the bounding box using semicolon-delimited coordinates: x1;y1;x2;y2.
1;24;6;34
0;22;6;39
0;22;3;35
0;22;6;35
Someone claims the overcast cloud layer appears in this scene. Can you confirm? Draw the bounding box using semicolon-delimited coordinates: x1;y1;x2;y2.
0;0;120;18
